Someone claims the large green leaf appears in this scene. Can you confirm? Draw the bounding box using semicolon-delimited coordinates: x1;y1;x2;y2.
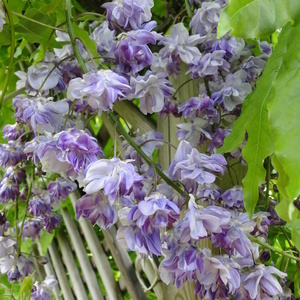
14;8;61;49
217;24;292;217
218;0;300;38
267;21;300;200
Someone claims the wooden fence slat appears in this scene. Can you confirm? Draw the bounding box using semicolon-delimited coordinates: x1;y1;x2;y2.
61;208;104;300
69;192;123;300
57;232;89;300
37;243;62;300
48;240;75;300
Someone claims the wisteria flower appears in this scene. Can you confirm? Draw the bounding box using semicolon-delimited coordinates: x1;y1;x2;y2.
127;71;175;114
57;129;104;174
75;193;118;230
237;265;286;299
189;2;221;36
114;29;157;74
221;186;244;208
48;178;77;203
13;95;69;134
67;70;130;113
159;23;203;64
0;2;5;32
31;275;58;300
212;70;252;111
3;123;25;141
102;0;154;31
159;244;203;288
169;140;227;187
195;250;241;298
83;158;144;203
0;141;25;168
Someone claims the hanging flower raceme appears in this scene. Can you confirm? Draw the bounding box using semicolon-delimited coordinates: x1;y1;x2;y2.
67;69;130;114
48;178;77;203
31;275;58;300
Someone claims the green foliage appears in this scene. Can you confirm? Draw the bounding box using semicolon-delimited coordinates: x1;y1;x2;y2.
217;23;293;217
39;231;55;255
218;0;300;251
218;0;300;38
14;8;61;49
152;0;167;18
18;273;34;300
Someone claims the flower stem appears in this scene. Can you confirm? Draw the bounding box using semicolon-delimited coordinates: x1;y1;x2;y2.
247;234;300;262
108;112;186;197
0;0;15;110
65;0;88;73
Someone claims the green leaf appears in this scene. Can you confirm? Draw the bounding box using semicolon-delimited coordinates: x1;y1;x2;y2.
18;273;34;300
0;25;12;46
14;8;61;49
72;22;99;58
153;0;167;18
39;230;54;255
217;24;292;217
267;22;300;200
218;0;300;38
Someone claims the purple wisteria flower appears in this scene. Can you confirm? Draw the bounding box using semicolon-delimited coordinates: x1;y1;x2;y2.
189;2;221;36
31;275;58;300
211;70;252;111
83;158;144;203
176;118;212;147
0;236;16;257
127;71;175;114
195;249;241;298
118;193;180;256
114;29;157;74
48;178;77;203
221;186;244;208
236;265;286;299
0;141;25;168
42;214;60;233
212;212;254;257
3;123;25;141
13;95;69;134
184;195;231;240
76;192;118;230
159;244;203;288
27;60;64;93
188;50;230;78
212;36;245;61
102;0;154;31
90;21;117;56
0;177;20;202
169;140;227;188
178;96;218;121
241;56;266;84
21;218;44;241
57;129;104;174
24;129;103;177
158;23;203;64
28;196;51;217
67;70;130;113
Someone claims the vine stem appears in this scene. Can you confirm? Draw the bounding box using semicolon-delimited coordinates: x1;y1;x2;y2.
265;156;271;210
0;0;15;110
247;234;300;262
65;0;88;73
108;112;186;197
